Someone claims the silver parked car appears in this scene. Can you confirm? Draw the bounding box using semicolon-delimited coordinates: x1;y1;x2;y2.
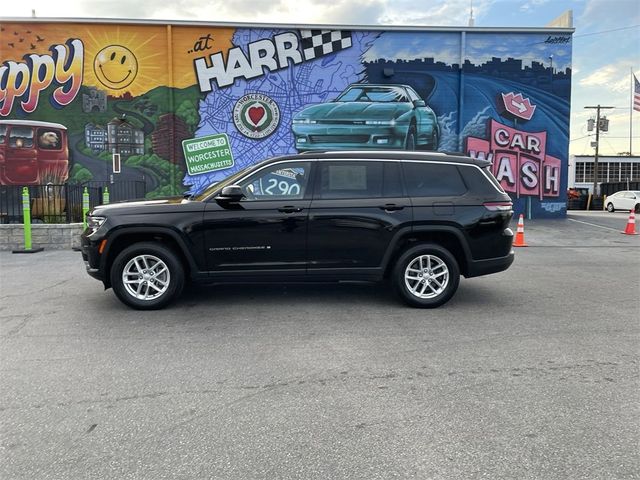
605;191;640;213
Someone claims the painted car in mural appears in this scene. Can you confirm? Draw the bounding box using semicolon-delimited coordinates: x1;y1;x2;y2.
0;120;69;185
291;84;440;152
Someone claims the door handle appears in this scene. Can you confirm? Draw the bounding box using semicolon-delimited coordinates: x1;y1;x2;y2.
379;204;405;212
278;206;303;213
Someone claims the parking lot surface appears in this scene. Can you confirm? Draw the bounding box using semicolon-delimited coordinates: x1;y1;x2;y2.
1;212;639;479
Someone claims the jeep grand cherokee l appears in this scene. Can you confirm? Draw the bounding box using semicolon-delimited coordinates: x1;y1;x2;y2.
81;151;514;309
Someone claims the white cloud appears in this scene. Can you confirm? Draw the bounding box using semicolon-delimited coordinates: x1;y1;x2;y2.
3;0;494;26
579;62;636;93
578;0;640;31
520;0;550;13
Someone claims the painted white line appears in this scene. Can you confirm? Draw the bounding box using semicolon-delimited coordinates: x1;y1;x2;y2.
567;218;622;232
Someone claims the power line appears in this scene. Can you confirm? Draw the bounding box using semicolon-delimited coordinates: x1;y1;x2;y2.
521;24;639;46
573;24;640;39
570;135;591;142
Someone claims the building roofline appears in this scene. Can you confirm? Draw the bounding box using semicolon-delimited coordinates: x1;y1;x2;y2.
0;17;575;34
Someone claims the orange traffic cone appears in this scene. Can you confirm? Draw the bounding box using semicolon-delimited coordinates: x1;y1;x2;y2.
622;209;638;235
513;214;528;247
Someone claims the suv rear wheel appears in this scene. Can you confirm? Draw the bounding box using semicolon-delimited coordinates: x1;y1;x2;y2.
392;244;460;308
110;242;185;310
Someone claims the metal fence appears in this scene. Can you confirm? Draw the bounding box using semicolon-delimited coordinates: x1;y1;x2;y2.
600;181;640;196
0;181;146;224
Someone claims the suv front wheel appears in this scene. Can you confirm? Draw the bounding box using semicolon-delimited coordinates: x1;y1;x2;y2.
110;242;185;310
392;244;460;308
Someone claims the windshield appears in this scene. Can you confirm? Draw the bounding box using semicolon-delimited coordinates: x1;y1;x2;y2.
194;164;257;201
336;86;408;103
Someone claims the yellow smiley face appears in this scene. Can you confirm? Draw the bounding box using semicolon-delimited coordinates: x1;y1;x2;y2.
93;45;138;90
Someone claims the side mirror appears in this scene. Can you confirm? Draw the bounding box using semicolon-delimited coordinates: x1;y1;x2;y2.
413;100;426;108
215;185;244;203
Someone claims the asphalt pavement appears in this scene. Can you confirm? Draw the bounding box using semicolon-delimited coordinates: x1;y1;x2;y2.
0;211;638;479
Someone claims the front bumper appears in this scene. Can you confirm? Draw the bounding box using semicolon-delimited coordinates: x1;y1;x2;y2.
80;233;104;282
292;123;408;150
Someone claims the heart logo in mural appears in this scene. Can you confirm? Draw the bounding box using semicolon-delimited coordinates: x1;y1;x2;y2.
248;105;266;126
233;94;281;139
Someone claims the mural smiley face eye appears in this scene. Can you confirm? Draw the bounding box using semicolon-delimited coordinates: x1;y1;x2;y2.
94;45;138;90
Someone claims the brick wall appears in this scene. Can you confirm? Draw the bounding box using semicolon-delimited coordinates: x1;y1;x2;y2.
0;224;83;251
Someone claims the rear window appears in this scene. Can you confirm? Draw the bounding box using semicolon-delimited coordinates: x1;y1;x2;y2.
481;166;505;193
458;165;505;195
402;162;467;197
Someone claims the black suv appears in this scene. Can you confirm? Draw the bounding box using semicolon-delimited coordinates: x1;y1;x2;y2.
81;151;514;309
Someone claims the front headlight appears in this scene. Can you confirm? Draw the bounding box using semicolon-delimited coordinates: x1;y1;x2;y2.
87;215;106;233
365;119;396;126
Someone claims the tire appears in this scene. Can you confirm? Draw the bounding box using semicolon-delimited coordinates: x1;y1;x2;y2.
110;242;185;310
405;126;416;151
606;202;614;212
417;126;439;151
635;204;640;213
392;244;460;308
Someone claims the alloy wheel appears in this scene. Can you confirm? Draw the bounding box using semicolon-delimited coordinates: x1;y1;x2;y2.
404;254;449;299
122;254;171;301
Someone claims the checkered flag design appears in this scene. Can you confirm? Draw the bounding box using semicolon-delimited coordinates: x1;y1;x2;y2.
300;30;352;61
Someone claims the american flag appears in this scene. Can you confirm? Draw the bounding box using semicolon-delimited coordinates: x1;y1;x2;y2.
634;73;640;112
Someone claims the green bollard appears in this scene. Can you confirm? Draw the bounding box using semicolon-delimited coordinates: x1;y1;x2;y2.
103;186;110;205
82;187;90;229
12;187;43;254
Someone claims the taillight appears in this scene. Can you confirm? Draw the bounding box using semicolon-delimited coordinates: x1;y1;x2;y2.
483;202;513;212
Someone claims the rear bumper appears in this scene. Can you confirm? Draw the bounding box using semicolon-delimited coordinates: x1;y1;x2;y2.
465;250;515;278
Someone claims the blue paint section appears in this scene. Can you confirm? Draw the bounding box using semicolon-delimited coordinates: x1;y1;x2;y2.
189;29;572;218
187;28;378;193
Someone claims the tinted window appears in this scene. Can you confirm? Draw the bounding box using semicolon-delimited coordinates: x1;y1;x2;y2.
239;161;311;200
317;161;403;199
337;86;408;103
0;125;6;144
405;87;420;102
403;162;467;197
383;162;404;197
458;165;504;195
318;162;383;199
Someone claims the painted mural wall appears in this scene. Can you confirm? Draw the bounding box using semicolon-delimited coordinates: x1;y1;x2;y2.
0;21;572;217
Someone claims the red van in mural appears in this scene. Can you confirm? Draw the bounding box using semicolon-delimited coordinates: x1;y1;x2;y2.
0;120;69;185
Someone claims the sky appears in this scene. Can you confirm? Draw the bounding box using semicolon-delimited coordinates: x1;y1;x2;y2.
1;0;639;157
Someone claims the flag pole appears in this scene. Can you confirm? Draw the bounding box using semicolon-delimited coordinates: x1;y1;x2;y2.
631;67;633;156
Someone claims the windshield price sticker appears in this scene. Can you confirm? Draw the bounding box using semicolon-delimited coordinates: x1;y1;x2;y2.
182;133;234;175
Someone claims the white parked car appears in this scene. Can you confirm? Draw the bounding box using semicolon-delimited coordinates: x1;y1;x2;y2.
605;191;640;213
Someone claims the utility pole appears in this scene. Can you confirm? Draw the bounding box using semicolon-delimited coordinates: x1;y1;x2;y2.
584;105;614;200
